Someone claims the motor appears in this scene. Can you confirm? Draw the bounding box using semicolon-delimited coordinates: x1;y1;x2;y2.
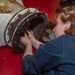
0;0;55;53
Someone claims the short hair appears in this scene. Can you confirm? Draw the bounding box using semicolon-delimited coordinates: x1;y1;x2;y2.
56;5;75;35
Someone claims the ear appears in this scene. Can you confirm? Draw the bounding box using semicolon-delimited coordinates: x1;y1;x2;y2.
65;21;71;30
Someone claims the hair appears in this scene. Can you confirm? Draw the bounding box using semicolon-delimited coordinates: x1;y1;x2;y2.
56;5;75;35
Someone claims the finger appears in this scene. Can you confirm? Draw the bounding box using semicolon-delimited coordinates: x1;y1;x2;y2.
30;30;34;35
25;33;28;38
24;31;28;36
26;30;31;35
27;30;33;35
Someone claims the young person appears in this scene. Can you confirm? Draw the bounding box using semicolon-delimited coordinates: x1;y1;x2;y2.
20;5;75;75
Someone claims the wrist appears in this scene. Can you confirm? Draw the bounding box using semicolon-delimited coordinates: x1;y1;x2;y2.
23;43;33;57
26;43;32;47
21;42;31;46
32;39;43;49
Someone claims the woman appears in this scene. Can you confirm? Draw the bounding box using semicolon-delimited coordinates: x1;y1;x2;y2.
20;5;75;75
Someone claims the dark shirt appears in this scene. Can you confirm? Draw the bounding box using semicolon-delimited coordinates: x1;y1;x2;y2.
22;35;75;75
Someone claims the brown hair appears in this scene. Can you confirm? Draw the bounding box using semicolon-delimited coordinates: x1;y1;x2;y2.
56;5;75;35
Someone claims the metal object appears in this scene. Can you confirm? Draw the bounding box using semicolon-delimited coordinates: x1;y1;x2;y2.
42;29;55;42
10;12;49;53
0;0;49;53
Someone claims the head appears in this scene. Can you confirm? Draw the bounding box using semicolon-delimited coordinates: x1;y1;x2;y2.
53;5;75;38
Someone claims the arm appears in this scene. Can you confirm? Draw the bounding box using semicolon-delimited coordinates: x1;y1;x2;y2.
22;37;63;75
31;38;43;49
23;44;33;58
20;33;33;58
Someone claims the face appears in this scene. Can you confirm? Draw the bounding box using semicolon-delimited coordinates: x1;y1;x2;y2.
53;14;66;38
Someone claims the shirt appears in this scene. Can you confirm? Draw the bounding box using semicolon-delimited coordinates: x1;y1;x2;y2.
22;35;75;75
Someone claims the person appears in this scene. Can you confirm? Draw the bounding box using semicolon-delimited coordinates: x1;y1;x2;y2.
20;5;75;75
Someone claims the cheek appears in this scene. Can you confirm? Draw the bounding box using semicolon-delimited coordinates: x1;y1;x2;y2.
54;25;60;31
54;25;65;38
57;24;65;30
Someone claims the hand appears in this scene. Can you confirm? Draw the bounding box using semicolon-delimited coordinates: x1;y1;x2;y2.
27;30;43;49
20;32;32;46
20;32;33;57
27;30;37;43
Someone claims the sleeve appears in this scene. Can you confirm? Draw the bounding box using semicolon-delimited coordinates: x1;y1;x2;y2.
22;36;64;75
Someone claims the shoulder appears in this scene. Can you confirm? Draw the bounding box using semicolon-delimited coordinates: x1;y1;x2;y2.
47;35;69;47
42;35;67;54
44;35;66;48
36;35;69;56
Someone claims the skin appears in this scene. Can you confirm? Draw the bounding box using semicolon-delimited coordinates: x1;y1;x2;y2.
20;31;43;58
53;14;71;38
20;13;71;58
